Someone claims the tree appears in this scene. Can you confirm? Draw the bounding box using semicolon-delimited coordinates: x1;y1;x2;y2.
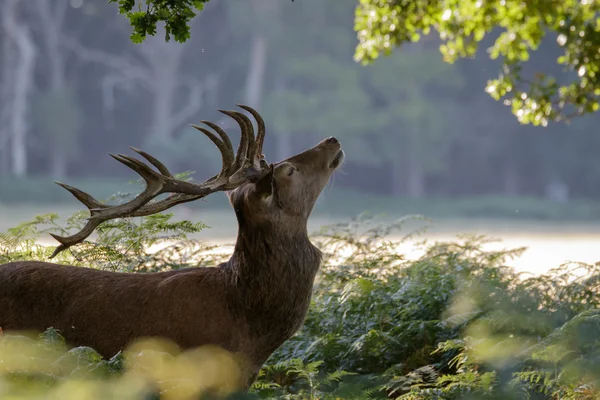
108;0;211;43
0;0;36;178
68;19;218;145
27;0;84;180
354;0;600;126
109;1;599;128
364;42;464;198
255;0;375;162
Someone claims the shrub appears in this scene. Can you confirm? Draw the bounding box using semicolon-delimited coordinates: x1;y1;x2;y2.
0;209;599;399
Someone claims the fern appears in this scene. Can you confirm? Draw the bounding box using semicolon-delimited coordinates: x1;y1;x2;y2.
2;210;600;398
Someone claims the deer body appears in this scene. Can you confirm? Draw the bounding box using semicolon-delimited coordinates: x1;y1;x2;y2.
0;231;319;385
0;105;343;391
0;262;237;357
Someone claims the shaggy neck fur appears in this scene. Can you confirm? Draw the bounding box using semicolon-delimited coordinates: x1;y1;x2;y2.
225;210;322;359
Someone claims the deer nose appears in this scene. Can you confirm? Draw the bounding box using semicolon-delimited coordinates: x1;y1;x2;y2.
326;137;339;144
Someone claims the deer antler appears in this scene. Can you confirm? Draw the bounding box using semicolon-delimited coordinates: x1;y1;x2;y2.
49;104;268;258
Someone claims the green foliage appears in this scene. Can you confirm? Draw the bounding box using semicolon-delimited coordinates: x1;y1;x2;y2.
0;187;220;271
355;0;600;126
108;0;211;43
1;209;600;399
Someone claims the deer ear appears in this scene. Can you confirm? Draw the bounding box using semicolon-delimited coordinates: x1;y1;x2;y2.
253;164;274;197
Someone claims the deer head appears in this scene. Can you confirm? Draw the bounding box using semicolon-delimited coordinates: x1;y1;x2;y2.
48;105;344;257
228;137;344;232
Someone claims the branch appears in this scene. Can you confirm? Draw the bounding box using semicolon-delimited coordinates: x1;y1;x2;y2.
169;75;218;130
101;73;137;112
132;32;186;69
62;37;154;90
53;0;69;29
33;0;68;34
100;72;139;130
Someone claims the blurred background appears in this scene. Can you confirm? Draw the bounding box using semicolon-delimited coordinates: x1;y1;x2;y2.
1;0;599;273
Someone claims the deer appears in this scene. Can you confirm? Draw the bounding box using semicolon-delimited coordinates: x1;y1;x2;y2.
0;105;344;391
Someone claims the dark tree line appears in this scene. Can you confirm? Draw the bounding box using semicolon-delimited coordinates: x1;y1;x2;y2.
1;0;600;201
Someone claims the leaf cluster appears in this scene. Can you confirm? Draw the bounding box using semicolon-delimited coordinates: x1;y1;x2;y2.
109;0;211;43
354;0;600;125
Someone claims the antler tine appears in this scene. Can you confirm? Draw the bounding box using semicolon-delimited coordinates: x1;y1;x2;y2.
130;147;173;178
218;110;254;173
48;104;270;258
49;152;170;258
190;124;233;180
236;104;266;160
54;182;107;215
49;155;174;258
80;154;167;222
49;153;168;257
233;111;258;167
49;220;103;259
198;120;234;161
109;154;164;188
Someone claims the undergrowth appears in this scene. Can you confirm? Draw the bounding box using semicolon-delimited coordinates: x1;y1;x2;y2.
0;203;599;399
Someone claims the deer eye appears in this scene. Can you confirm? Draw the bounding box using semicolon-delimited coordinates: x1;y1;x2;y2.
287;167;296;176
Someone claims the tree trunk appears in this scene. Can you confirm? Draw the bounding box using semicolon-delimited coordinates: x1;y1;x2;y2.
51;145;67;180
406;131;425;198
49;132;68;179
26;0;73;179
3;0;36;178
46;37;68;179
149;76;176;142
391;157;426;198
244;34;267;108
503;160;519;196
0;34;12;176
140;38;182;142
407;149;425;198
10;32;35;178
391;159;404;197
273;77;293;160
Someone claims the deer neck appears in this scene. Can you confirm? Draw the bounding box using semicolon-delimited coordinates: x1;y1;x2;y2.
225;224;322;351
229;224;322;282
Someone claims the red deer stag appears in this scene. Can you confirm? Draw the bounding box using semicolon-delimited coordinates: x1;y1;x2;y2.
0;105;344;390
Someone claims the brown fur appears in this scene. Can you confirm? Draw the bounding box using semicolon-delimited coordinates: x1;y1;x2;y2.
0;137;344;390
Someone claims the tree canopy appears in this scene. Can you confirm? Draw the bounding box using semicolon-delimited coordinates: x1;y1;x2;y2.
113;0;600;126
109;0;211;43
355;0;600;126
4;0;600;201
